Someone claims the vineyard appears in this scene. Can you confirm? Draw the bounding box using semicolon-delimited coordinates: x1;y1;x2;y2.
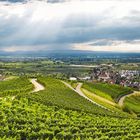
83;82;132;102
124;95;140;117
1;97;140;140
0;78;34;97
22;77;117;116
67;80;78;89
0;77;140;139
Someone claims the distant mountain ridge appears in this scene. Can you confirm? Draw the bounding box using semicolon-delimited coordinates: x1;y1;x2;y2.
0;0;70;3
0;50;140;57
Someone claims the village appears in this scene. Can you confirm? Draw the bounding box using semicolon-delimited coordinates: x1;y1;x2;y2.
0;59;140;90
70;66;140;90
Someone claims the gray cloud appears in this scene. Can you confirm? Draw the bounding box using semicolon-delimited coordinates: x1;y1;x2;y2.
0;0;140;52
0;0;72;3
1;16;139;45
1;0;137;4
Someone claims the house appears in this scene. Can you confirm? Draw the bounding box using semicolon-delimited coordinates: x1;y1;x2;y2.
98;72;110;82
108;79;115;84
69;77;77;81
79;76;91;80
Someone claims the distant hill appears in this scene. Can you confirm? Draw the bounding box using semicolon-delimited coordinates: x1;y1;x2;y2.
0;50;140;59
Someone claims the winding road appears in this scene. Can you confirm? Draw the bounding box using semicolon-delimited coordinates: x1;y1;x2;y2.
0;79;45;100
62;81;110;111
118;91;140;107
30;79;45;93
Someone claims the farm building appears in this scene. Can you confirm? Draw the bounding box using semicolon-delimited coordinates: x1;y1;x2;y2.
69;77;77;81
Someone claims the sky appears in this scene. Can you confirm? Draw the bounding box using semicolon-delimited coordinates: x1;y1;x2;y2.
0;0;140;52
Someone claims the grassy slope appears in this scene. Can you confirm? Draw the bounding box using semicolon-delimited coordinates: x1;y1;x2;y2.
81;88;131;117
83;82;132;102
124;95;140;116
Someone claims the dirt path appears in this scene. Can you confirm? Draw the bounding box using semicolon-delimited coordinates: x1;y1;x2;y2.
118;91;140;107
30;79;45;93
62;81;110;110
0;79;45;100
